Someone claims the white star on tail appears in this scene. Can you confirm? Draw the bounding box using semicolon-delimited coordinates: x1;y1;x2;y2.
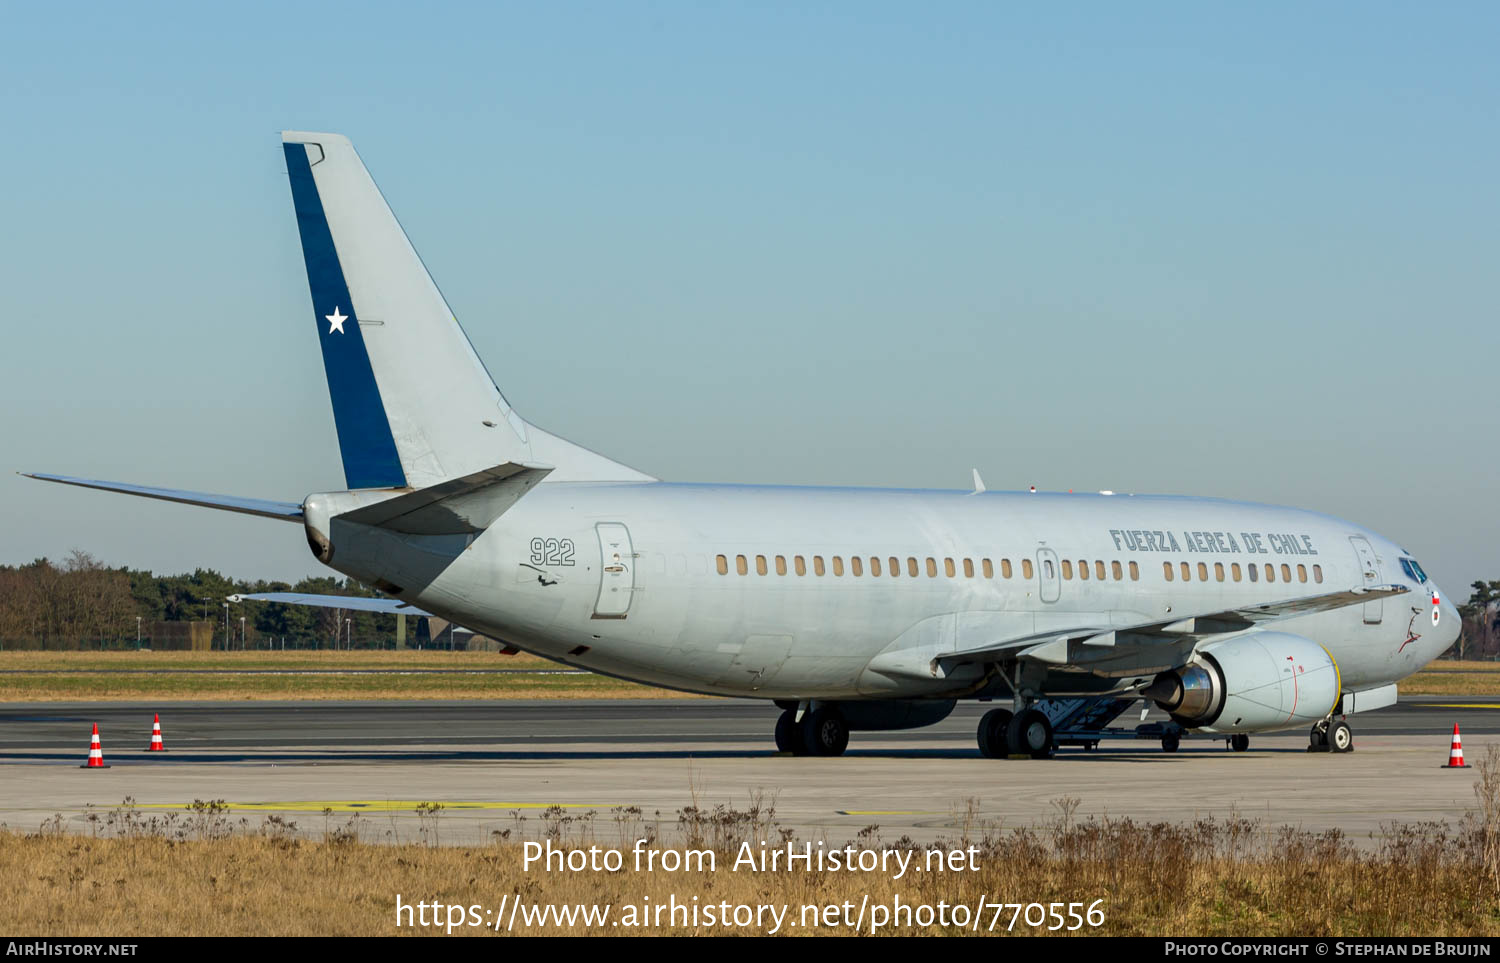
326;307;348;334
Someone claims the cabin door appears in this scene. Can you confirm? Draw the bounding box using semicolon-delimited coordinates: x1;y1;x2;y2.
1349;536;1382;624
593;523;636;619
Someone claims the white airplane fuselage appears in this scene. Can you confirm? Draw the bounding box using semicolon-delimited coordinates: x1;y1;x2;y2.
317;482;1459;703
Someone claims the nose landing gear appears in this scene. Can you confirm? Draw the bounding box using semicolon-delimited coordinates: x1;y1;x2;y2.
1309;715;1353;753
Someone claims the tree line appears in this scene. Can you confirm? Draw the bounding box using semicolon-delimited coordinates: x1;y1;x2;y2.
1459;580;1500;661
0;551;432;650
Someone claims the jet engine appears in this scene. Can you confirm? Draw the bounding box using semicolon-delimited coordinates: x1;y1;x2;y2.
1140;631;1340;734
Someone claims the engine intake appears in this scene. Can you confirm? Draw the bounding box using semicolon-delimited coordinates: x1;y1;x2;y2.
1142;631;1340;734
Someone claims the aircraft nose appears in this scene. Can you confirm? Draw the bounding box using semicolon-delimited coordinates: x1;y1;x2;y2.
1432;585;1462;654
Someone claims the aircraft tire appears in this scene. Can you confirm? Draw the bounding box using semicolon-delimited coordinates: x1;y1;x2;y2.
1006;708;1054;759
1308;724;1329;752
1328;719;1353;753
976;708;1013;759
775;709;807;755
801;707;849;757
1161;733;1180;753
1230;734;1250;752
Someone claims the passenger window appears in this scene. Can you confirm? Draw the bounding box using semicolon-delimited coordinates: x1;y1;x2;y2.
1042;559;1053;579
1023;559;1035;579
1296;564;1306;583
944;557;956;578
1061;560;1073;580
716;554;728;575
1248;562;1258;582
814;556;826;576
1197;562;1208;581
1231;563;1242;582
850;556;863;577
735;554;748;576
756;555;768;576
1264;564;1275;583
963;558;975;578
1181;562;1191;581
998;559;1009;579
832;556;845;576
1129;561;1140;581
1095;560;1106;580
1281;564;1292;582
907;557;919;577
1163;562;1174;581
795;555;807;576
1111;560;1122;580
1077;560;1089;580
775;555;787;576
1214;562;1224;582
869;557;882;577
925;557;938;578
1313;564;1323;584
889;557;900;578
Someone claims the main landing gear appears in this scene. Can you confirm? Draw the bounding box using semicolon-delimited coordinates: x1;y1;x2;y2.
775;705;850;757
1308;715;1353;753
976;706;1054;759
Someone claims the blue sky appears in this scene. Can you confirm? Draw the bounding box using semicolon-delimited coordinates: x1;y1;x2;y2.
1;2;1495;595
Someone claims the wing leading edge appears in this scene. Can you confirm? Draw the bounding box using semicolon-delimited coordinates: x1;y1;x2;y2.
935;583;1412;678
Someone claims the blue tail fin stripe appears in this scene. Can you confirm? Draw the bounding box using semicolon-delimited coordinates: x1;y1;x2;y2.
283;143;407;490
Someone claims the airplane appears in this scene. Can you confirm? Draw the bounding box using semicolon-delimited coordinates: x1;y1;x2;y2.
26;131;1460;759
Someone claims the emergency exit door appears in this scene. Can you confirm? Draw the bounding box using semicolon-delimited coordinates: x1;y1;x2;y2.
1036;548;1061;603
593;523;636;619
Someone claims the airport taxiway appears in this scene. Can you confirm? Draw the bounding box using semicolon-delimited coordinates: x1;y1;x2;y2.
0;697;1492;845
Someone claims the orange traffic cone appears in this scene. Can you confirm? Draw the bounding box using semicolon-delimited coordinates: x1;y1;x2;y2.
144;713;167;752
81;723;109;769
1444;723;1471;769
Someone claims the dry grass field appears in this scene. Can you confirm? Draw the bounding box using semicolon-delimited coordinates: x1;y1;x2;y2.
3;785;1498;937
1400;660;1500;696
0;650;693;701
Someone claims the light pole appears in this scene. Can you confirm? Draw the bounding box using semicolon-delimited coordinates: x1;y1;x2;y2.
345;618;352;651
223;602;229;652
135;616;141;650
240;616;246;650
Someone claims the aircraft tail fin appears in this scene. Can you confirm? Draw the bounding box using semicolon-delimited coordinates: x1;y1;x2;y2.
280;132;652;490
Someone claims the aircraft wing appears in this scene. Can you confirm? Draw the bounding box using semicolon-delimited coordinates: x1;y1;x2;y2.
941;583;1411;677
22;473;304;522
226;592;431;616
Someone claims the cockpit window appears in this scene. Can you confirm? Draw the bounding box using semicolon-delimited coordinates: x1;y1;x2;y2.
1400;558;1429;584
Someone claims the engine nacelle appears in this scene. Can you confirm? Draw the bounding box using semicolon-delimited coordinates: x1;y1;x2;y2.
1142;631;1340;734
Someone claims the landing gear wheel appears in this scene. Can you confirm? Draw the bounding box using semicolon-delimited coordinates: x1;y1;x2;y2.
1308;723;1329;752
1161;733;1180;753
1328;719;1353;753
976;708;1013;759
774;709;807;755
1230;734;1250;753
800;707;849;757
1006;708;1054;759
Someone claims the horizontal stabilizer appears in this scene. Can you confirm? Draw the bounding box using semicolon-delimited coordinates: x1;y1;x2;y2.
336;461;553;535
227;592;430;616
21;473;303;523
